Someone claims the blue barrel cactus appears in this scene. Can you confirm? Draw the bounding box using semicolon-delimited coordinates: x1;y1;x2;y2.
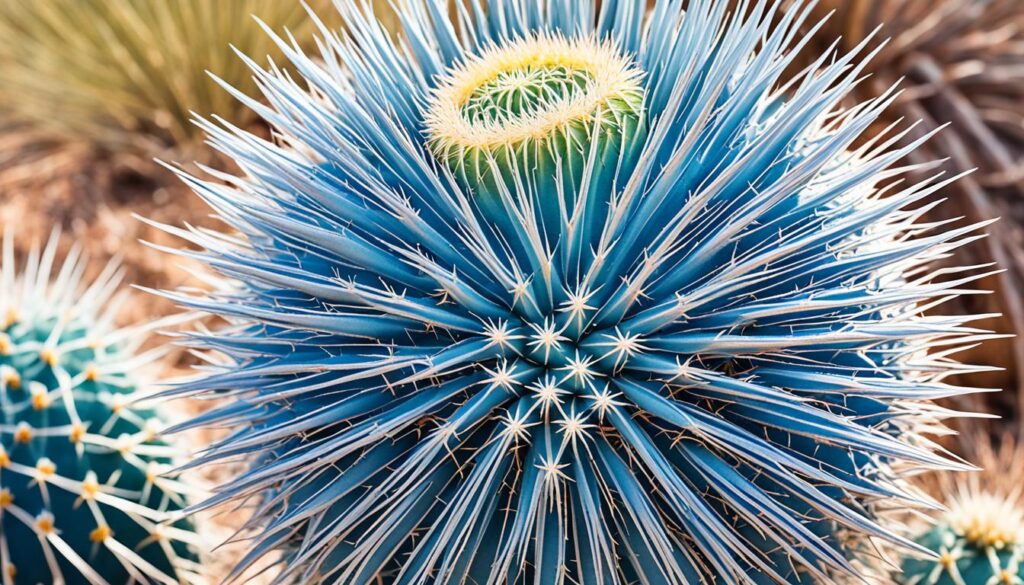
0;233;199;584
163;0;992;583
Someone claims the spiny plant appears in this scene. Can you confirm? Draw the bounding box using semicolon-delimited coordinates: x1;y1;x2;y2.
899;434;1024;585
0;0;352;162
162;0;993;583
800;0;1024;411
0;232;200;584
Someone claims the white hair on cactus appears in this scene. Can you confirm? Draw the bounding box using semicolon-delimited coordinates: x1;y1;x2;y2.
426;33;643;152
947;490;1024;550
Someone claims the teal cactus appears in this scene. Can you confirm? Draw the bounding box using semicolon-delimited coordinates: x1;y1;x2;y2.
900;437;1024;585
0;232;199;584
902;521;1023;585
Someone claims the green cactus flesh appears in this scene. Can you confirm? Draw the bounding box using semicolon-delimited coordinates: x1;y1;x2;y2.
427;35;646;246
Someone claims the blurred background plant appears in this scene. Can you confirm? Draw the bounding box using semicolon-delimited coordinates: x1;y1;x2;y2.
796;0;1024;421
897;432;1024;584
0;231;202;585
0;0;342;167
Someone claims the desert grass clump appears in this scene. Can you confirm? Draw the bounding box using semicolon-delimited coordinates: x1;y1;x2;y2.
0;0;339;163
0;232;199;584
161;1;994;582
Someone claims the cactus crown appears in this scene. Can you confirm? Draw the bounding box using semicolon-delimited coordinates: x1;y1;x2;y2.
0;232;198;585
427;34;643;152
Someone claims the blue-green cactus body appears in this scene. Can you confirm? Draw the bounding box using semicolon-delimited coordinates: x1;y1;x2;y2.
901;525;1024;585
163;0;991;583
0;236;198;585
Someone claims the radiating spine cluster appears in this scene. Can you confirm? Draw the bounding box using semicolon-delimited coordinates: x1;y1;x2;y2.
0;232;199;584
161;0;993;583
